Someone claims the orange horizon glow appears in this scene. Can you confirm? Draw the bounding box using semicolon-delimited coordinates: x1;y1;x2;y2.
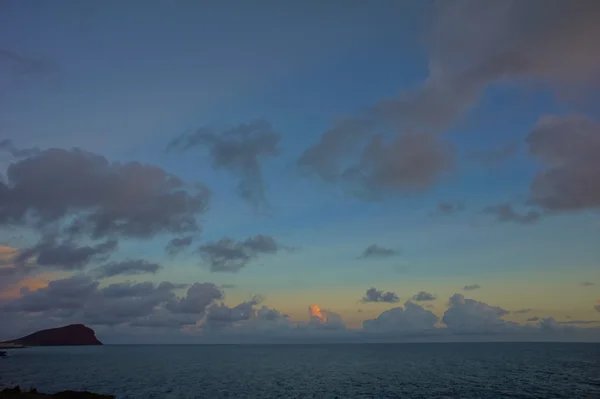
0;275;54;299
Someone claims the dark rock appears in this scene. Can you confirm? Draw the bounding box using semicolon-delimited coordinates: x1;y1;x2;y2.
0;386;114;398
1;324;102;347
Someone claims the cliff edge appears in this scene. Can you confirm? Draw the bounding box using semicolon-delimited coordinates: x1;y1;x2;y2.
2;324;102;346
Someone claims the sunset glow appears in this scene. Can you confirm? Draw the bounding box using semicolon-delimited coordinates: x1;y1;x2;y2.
308;304;327;323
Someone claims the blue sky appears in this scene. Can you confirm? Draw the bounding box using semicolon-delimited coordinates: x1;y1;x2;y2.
0;0;599;342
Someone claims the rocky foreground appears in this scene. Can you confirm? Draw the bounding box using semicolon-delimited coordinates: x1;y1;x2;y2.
0;386;114;398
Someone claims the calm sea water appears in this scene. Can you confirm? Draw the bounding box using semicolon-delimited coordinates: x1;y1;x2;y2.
1;343;599;398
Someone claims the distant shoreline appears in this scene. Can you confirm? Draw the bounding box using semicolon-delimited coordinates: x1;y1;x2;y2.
0;344;24;349
0;386;114;398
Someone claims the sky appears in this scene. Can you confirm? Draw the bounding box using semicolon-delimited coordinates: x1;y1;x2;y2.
0;0;599;343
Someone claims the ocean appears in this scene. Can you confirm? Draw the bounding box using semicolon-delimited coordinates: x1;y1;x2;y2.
1;343;599;398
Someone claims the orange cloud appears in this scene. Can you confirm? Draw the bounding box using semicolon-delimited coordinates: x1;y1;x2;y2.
0;273;56;299
0;245;18;255
308;304;327;322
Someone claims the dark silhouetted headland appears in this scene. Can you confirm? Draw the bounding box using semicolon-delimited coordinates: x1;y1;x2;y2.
1;325;102;347
0;386;114;398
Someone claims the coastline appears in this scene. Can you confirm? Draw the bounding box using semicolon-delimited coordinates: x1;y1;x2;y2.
0;386;114;398
0;344;25;349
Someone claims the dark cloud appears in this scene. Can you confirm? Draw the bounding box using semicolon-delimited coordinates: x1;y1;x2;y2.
2;275;99;313
341;133;455;200
0;139;40;158
408;0;600;129
83;282;187;326
442;294;514;334
297;118;374;182
363;301;438;333
433;201;464;216
466;143;518;166
0;147;210;239
165;236;194;257
362;287;400;303
93;259;162;279
256;306;288;322
527;317;540;322
462;284;480;291
301;129;455;200
412;291;436;302
581;281;594;287
14;237;117;271
201;302;292;336
2;276;220;328
198;234;282;273
483;203;541;224
165;283;223;314
359;244;399;259
167;120;280;208
527;115;600;211
514;309;532;314
297;1;600;198
204;297;261;329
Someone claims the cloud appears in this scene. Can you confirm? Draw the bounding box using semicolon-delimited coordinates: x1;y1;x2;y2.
538;317;573;332
412;291;436;302
341;133;455;200
165;283;223;314
466;143;518;165
14;237;117;271
363;301;438;333
595;301;600;313
362;287;400;303
297;118;374;182
204;296;261;329
527;317;540;322
513;308;532;314
167;120;280;208
199;302;292;338
1;276;222;328
165;236;194;257
359;244;399;259
527;115;600;211
297;1;600;199
2;275;99;313
306;305;346;330
483;203;541;224
198;234;282;272
0;147;210;239
406;0;600;129
84;282;183;326
442;294;514;334
92;259;162;279
0;139;40;158
462;284;480;291
433;201;464;216
581;281;594;287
